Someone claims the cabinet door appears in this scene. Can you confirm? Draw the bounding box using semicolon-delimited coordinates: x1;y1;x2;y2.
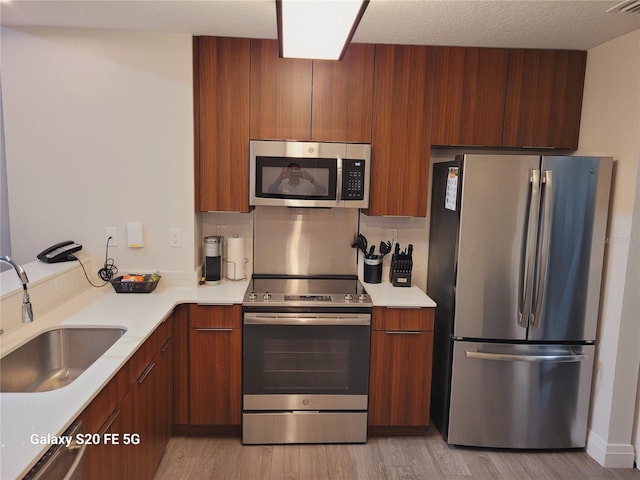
250;39;313;141
431;47;509;147
369;329;434;426
125;356;161;480
173;304;190;425
189;327;242;425
79;316;173;479
189;304;242;425
370;45;435;217
195;36;250;212
81;406;127;480
311;43;374;142
503;49;587;149
157;336;174;459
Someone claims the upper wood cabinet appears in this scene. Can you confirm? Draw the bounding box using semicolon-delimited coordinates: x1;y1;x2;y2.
194;37;588;214
369;44;435;217
431;46;509;147
503;49;587;149
311;43;375;142
250;39;313;141
249;40;374;142
194;36;250;212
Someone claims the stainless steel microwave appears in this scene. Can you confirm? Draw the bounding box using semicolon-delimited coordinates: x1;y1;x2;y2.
250;140;371;208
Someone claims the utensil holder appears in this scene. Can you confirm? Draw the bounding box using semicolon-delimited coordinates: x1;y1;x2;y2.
363;257;383;284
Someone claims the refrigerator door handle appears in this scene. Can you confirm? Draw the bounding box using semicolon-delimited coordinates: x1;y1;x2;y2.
519;170;541;328
465;349;587;363
531;170;554;328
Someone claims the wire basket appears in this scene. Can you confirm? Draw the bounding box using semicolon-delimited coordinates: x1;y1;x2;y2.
110;273;161;293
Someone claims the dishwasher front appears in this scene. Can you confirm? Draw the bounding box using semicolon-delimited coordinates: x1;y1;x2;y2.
23;420;87;480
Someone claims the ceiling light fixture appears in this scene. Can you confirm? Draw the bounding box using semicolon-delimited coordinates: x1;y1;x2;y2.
276;0;369;60
606;0;640;14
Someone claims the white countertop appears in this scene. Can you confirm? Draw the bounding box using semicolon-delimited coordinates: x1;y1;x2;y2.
0;277;434;479
0;279;248;480
364;281;437;308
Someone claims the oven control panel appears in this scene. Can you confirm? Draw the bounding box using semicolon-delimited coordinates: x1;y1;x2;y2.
284;295;332;302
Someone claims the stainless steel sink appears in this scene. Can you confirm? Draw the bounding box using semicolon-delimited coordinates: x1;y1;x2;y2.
1;327;126;393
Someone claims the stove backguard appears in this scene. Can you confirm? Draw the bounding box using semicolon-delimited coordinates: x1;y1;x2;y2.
253;206;358;276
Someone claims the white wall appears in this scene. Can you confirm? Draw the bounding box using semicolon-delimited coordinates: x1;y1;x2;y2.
630;161;640;466
1;28;196;285
577;29;640;468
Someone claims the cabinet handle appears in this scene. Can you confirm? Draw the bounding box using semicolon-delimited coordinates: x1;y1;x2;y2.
196;302;235;306
65;442;89;479
194;328;233;332
100;408;122;435
384;331;422;335
136;362;156;384
160;337;173;352
385;306;424;310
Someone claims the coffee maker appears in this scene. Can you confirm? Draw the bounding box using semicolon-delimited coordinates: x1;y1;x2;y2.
204;236;223;285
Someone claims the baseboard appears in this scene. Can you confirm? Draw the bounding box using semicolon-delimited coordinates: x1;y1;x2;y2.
368;425;429;436
173;424;241;436
586;429;636;468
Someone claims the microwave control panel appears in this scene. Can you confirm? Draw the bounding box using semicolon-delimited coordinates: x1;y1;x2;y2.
342;159;366;200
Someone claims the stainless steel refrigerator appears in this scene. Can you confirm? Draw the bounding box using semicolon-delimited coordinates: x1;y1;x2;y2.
427;154;612;449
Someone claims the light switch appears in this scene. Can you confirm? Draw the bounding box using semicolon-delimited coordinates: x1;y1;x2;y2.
127;222;144;248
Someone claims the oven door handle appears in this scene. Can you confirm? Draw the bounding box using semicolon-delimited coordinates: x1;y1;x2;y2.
244;313;370;326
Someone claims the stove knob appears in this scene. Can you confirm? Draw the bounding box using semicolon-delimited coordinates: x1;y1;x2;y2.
358;293;367;302
344;292;353;302
248;291;257;301
263;292;271;301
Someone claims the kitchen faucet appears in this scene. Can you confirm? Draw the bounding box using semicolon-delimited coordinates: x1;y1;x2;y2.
0;256;34;323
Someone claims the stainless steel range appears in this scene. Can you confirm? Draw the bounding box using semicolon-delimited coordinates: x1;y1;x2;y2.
242;275;372;444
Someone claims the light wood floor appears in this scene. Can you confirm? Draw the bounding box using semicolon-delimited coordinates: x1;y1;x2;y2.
154;427;640;480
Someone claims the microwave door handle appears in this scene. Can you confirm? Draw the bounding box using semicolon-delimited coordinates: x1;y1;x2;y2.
336;156;343;204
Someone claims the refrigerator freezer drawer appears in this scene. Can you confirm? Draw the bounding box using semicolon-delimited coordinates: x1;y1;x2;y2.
447;341;595;449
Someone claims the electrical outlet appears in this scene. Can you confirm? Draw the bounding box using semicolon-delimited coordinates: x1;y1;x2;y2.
216;225;226;238
105;227;118;246
169;228;182;247
387;229;397;245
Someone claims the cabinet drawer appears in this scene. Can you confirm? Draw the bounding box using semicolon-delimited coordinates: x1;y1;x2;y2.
189;304;241;329
127;317;172;386
372;307;434;331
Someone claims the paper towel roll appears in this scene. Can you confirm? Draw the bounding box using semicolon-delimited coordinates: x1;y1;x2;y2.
226;235;245;280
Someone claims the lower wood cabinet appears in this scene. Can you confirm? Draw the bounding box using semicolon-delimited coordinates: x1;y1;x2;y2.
79;314;173;480
126;332;173;480
368;307;435;430
188;304;242;426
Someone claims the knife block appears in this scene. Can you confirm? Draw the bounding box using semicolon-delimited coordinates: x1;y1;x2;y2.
389;255;412;287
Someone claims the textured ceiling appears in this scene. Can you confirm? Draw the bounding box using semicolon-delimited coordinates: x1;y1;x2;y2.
1;0;639;51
